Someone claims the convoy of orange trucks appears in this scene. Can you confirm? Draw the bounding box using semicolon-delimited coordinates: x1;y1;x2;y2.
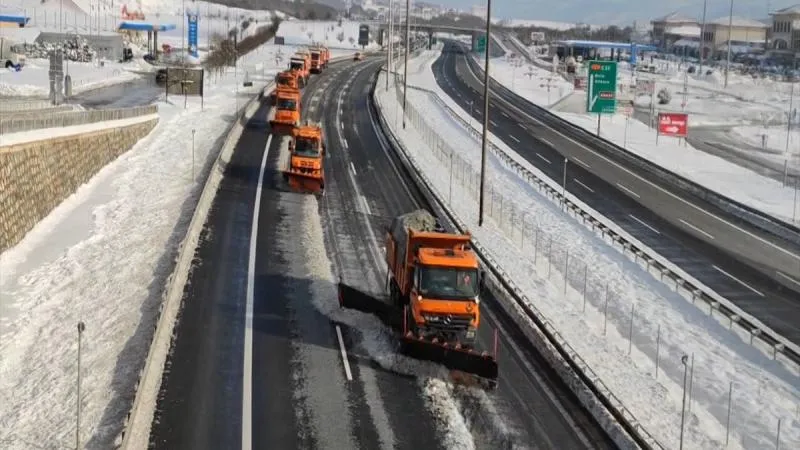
268;47;499;386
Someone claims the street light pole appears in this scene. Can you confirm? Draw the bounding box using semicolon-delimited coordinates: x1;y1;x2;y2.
386;0;393;91
477;0;492;226
679;354;689;450
76;321;86;450
724;0;734;88
402;0;411;128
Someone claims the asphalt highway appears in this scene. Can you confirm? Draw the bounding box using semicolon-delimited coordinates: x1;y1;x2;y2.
147;52;616;449
433;41;800;346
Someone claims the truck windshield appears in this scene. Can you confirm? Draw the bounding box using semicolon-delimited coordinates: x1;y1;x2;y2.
277;99;297;110
277;77;292;86
294;137;319;157
418;266;478;300
311;53;319;60
290;61;303;70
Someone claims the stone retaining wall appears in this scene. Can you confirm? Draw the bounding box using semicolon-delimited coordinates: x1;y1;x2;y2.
0;119;158;253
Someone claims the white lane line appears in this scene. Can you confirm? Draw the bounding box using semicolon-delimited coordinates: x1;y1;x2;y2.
509;135;520;143
616;183;640;198
459;57;800;263
243;132;273;450
777;271;800;287
539;137;554;148
501;111;509;118
489;119;497;126
342;139;349;149
573;157;590;168
574;178;594;193
536;153;551;164
518;123;527;130
712;265;764;296
629;214;660;235
360;194;372;215
679;219;715;240
335;325;353;381
349;162;357;175
340;121;344;130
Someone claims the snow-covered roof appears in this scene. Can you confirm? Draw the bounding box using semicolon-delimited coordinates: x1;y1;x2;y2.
772;4;800;15
653;11;696;24
673;38;700;48
665;25;700;37
709;16;767;28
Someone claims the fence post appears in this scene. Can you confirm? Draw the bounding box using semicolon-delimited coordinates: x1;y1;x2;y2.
776;418;782;450
655;324;661;378
564;251;569;294
603;284;609;336
725;381;733;447
582;265;588;312
628;303;635;355
688;353;695;412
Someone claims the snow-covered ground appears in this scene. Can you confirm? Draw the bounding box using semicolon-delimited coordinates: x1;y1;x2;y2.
466;52;800;225
380;48;800;450
0;43;284;449
276;19;381;50
731;125;800;169
0;57;147;97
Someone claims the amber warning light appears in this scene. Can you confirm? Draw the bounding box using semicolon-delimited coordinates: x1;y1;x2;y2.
590;64;602;70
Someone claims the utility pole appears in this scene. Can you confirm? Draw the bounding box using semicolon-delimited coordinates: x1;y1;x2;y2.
698;0;707;75
386;0;393;91
402;0;411;128
477;0;492;226
724;0;734;88
679;354;689;450
75;321;86;450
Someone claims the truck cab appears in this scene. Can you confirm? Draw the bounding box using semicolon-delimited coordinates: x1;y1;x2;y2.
289;55;309;86
283;124;326;194
0;37;26;69
269;89;301;135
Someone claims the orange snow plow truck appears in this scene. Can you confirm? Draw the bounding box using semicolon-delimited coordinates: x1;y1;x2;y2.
269;86;301;135
337;209;499;386
309;46;330;73
268;70;301;105
282;123;325;194
289;51;311;86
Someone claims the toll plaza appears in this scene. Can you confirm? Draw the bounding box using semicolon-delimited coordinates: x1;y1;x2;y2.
552;40;657;66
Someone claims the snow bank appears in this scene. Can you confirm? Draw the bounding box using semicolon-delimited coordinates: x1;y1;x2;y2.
0;58;141;97
378;54;800;450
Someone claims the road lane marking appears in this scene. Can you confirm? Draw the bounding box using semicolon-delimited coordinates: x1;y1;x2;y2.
349;162;357;175
712;265;764;296
776;271;800;287
616;183;640;198
679;219;715;240
539;137;554;148
360;194;372;215
629;214;660;235
501;111;509;118
536;153;551;164
335;325;354;381
572;157;590;168
574;178;594;192
509;135;520;143
243;132;273;449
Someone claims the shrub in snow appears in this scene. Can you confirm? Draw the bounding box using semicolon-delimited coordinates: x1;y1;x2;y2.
657;87;671;105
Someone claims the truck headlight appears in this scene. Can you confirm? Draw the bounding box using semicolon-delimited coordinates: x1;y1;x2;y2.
466;329;475;338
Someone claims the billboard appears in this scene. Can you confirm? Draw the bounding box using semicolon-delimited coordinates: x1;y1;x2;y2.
657;112;688;137
187;11;199;58
530;31;545;42
358;24;369;47
165;68;204;96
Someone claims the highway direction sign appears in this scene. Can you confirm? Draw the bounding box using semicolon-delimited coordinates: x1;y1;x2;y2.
586;60;617;114
475;35;486;53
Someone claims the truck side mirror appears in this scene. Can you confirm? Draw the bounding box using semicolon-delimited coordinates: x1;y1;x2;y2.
478;269;486;293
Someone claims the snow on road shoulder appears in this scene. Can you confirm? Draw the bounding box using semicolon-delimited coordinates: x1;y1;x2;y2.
0;45;279;449
0;58;143;97
374;68;800;449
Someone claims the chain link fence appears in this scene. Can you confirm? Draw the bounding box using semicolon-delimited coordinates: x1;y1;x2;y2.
387;71;799;449
0;105;158;136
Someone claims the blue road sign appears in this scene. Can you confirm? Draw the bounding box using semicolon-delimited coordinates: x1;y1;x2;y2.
188;12;199;58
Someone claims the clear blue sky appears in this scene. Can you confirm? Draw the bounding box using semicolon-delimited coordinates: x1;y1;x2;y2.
431;0;798;25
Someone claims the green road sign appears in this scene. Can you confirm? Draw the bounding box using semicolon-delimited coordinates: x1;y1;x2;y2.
474;35;486;53
586;60;617;114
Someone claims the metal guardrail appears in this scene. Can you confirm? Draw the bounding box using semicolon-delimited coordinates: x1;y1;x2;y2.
398;73;800;370
462;52;800;246
0;99;54;112
0;105;159;136
375;69;659;450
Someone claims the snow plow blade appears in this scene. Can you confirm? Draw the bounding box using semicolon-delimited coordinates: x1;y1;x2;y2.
269;121;297;136
282;170;324;195
400;334;498;385
337;281;498;387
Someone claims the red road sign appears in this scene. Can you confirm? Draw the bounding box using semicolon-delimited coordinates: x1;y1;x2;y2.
658;112;688;137
599;91;614;99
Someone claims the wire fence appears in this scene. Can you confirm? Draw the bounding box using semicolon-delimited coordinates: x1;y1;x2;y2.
0;104;158;136
387;72;799;449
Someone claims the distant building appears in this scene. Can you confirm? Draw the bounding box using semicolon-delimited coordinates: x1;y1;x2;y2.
650;12;698;48
703;16;767;57
769;4;800;53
